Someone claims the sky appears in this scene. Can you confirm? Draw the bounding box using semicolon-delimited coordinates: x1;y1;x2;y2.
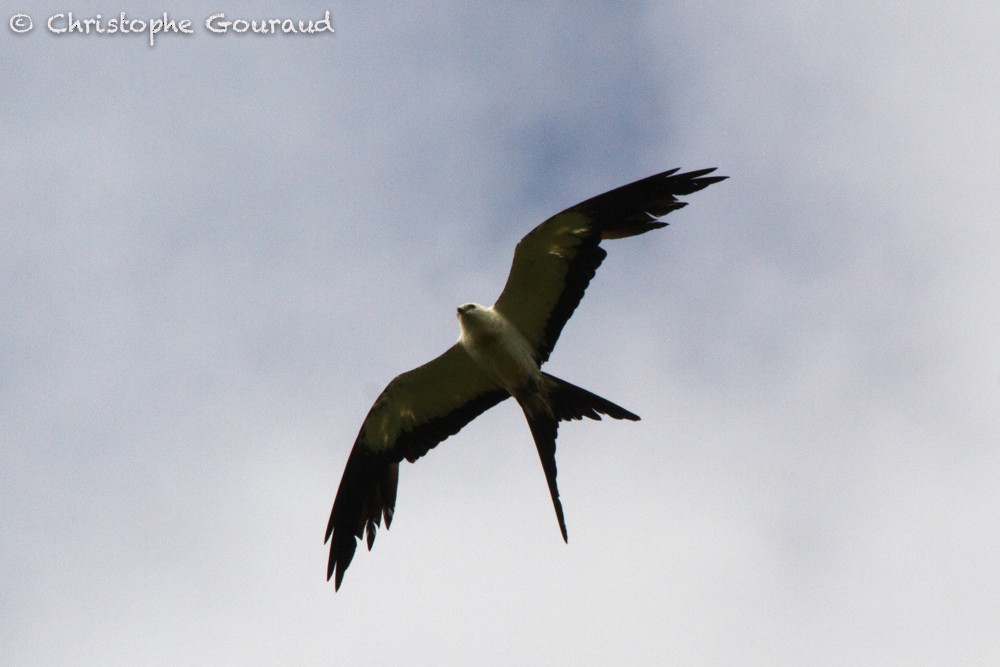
3;1;999;664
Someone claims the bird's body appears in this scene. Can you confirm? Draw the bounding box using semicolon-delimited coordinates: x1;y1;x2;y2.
457;303;539;398
325;167;726;590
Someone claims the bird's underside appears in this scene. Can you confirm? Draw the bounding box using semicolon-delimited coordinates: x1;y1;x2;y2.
325;167;726;590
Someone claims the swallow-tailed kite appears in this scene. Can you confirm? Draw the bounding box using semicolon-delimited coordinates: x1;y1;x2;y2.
325;167;726;589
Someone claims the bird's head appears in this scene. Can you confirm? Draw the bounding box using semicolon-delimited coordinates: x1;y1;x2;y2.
455;303;498;344
456;303;482;320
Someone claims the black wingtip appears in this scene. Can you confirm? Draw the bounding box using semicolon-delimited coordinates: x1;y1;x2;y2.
572;166;726;237
664;167;728;195
326;535;356;591
325;448;400;592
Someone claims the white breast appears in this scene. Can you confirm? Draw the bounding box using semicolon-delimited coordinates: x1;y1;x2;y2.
457;304;540;394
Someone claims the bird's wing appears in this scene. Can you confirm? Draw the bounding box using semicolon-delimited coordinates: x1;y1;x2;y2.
325;343;508;590
494;168;726;363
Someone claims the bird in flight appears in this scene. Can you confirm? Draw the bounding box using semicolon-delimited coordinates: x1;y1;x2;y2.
325;167;726;590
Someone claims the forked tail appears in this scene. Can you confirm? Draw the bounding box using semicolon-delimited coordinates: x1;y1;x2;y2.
518;373;639;541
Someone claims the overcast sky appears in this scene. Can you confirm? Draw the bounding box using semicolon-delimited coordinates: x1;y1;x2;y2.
4;2;999;664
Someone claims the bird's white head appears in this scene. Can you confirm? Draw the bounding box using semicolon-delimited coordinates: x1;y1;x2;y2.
456;303;494;340
456;303;483;320
455;303;483;340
